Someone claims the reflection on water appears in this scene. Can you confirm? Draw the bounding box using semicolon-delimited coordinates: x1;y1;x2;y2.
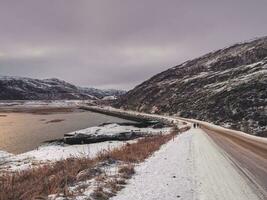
0;110;130;154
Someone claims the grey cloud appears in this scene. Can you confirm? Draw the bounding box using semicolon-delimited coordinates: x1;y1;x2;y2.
0;0;266;90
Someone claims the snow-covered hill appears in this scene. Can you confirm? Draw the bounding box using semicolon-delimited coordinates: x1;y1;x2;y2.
116;36;267;136
0;76;125;100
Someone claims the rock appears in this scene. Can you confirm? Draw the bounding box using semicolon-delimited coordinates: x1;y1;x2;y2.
63;131;148;145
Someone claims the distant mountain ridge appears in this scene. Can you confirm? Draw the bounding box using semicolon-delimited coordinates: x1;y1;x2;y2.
116;36;267;136
0;76;126;100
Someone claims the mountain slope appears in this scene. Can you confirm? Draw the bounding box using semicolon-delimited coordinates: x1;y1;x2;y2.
0;76;125;100
117;36;267;136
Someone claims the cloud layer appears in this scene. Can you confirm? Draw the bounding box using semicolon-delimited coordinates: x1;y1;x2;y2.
0;0;266;89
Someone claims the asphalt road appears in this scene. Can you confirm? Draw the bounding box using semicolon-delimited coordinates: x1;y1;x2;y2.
203;128;267;199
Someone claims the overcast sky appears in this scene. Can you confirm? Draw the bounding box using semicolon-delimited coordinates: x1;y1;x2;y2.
0;0;266;90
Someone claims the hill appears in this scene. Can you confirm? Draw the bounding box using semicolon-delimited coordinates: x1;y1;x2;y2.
0;76;125;100
116;36;267;136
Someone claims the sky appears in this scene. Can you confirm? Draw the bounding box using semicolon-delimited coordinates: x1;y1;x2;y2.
0;0;266;90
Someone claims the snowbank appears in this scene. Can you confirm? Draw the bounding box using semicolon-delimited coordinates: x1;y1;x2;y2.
112;130;194;200
65;123;171;137
0;141;131;171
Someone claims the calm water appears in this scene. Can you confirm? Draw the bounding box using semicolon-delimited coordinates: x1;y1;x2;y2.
0;110;130;154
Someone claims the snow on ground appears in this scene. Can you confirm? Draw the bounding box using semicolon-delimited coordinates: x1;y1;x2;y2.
0;150;13;164
112;128;262;200
0;141;130;171
66;123;171;136
21;141;125;162
102;95;117;100
1;106;263;199
0;123;170;171
112;130;194;200
0;150;12;158
0;100;89;107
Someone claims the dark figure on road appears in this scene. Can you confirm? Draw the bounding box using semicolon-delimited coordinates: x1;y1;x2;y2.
193;123;200;128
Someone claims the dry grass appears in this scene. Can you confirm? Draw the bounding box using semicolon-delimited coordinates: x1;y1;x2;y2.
0;158;97;200
0;129;178;200
97;133;175;163
91;186;109;200
118;165;135;179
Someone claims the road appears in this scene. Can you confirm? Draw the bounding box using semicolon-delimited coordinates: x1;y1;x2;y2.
83;106;267;199
203;127;267;198
193;128;265;200
113;127;266;200
176;116;267;199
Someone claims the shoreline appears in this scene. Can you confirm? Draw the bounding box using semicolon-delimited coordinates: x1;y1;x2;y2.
79;106;174;126
0;100;92;114
0;106;174;171
0;105;82;115
0;104;134;154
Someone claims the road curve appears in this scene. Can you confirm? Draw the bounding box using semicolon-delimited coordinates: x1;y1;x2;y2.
81;106;267;199
176;116;267;198
112;128;264;200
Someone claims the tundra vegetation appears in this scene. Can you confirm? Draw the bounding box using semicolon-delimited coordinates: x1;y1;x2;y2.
0;126;189;200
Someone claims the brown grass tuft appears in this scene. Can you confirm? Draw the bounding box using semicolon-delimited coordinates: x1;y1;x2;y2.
0;129;179;200
97;134;174;163
91;187;109;200
0;158;97;200
118;165;135;179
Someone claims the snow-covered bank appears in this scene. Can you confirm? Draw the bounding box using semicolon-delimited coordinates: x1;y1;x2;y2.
0;150;13;164
112;130;194;200
0;100;92;114
65;123;171;137
0;141;128;171
0;123;171;171
0;100;90;108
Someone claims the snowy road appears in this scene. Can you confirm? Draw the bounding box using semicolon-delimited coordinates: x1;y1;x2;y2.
112;128;264;200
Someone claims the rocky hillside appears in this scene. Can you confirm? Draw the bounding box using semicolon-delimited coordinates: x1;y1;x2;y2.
0;76;125;100
117;36;267;136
